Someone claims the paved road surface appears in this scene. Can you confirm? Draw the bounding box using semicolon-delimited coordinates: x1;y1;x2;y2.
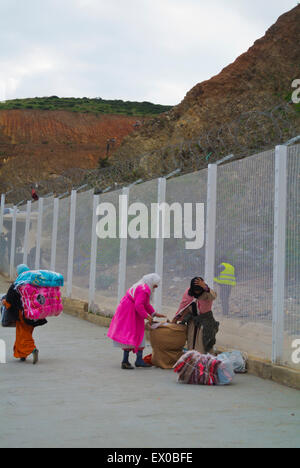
0;308;299;448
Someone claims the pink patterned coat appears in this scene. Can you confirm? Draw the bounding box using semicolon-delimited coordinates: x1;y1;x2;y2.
107;284;156;352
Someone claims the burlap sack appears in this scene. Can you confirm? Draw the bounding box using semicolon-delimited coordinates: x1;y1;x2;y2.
150;323;187;369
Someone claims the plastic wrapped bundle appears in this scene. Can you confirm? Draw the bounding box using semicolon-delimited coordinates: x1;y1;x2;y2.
173;350;234;385
15;270;64;288
217;350;247;374
216;358;235;385
18;284;63;320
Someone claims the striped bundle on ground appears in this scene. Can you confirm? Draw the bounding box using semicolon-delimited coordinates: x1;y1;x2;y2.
173;350;234;385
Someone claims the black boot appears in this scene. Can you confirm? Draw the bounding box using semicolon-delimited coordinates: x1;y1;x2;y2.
121;350;134;369
135;349;151;368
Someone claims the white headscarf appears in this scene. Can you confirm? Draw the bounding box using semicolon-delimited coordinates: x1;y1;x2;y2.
128;273;161;299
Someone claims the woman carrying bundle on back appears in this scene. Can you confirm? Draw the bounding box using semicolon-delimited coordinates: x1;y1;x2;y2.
2;264;64;364
2;264;46;364
108;273;166;369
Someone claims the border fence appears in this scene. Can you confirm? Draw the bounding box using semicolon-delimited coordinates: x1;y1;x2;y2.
0;144;299;370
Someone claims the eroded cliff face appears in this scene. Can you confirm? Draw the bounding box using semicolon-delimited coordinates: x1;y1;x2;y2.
113;5;300;162
0;110;138;191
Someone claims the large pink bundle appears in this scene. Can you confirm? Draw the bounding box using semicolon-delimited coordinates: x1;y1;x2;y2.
18;284;63;320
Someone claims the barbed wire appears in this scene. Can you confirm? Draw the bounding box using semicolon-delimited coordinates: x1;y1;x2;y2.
4;100;299;204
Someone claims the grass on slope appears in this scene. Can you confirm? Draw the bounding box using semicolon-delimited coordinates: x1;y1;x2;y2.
0;96;172;116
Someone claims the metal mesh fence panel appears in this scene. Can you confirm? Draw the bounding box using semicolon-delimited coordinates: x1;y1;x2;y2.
72;190;94;302
24;200;39;271
94;188;122;313
1;209;13;276
55;196;71;295
39;197;54;270
1;203;37;274
214;149;275;361
161;170;208;318
0;226;9;276
13;204;28;271
285;145;300;369
125;179;158;291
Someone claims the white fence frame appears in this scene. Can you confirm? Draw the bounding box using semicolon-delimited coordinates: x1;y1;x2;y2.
0;144;299;367
117;187;129;304
204;164;217;289
272;145;288;364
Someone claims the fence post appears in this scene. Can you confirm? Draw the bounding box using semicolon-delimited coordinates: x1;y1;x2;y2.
35;197;44;270
204;164;218;287
66;190;77;298
23;201;31;265
9;206;17;280
154;177;166;313
50;197;59;271
0;193;5;234
117;187;129;304
272;145;288;364
89;194;100;311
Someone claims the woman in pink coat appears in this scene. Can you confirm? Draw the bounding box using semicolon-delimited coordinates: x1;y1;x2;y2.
108;273;165;369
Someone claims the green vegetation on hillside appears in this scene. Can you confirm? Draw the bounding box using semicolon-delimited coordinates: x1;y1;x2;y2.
286;91;300;113
0;96;172;116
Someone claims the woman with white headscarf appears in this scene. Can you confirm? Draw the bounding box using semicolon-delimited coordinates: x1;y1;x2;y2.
107;273;165;369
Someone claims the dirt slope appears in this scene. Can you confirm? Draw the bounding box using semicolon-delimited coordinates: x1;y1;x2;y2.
0;110;139;194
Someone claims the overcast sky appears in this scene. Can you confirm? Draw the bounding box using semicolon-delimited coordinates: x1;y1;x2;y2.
0;0;297;105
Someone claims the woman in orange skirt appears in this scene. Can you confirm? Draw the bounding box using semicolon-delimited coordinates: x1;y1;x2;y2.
13;309;38;363
2;264;46;364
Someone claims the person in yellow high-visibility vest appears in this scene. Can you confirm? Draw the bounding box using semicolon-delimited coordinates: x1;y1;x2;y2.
214;262;236;316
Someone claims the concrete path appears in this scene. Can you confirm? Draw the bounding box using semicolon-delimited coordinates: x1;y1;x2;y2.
0;310;299;448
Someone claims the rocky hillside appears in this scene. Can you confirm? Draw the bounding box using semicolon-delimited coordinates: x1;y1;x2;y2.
0;110;138;196
111;5;300;175
0;99;171;202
